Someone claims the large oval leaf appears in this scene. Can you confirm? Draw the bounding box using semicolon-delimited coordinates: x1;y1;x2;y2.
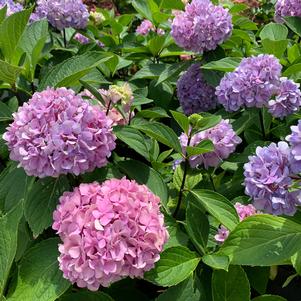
219;215;301;266
144;246;201;287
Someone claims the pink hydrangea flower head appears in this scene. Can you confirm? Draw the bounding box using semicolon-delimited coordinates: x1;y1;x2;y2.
180;119;242;169
215;202;257;243
171;0;233;53
136;20;154;35
3;87;116;177
52;179;169;291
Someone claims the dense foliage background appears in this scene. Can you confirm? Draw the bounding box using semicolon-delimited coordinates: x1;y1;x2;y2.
2;0;301;300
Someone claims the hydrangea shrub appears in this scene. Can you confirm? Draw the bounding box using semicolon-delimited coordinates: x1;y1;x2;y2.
1;0;301;300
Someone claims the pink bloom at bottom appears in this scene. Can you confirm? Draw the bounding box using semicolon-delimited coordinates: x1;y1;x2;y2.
52;178;169;291
215;202;257;243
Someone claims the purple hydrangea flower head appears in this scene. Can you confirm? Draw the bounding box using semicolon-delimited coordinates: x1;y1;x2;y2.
136;19;154;35
74;33;90;44
177;63;217;115
35;0;89;30
275;0;301;23
52;179;169;291
180;119;242;169
171;0;233;53
0;0;23;16
215;202;257;242
3;87;116;178
286;121;301;174
216;54;282;112
268;78;301;118
244;142;301;215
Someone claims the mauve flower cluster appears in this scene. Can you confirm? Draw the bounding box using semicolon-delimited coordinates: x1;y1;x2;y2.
177;64;217;115
216;54;282;111
275;0;301;23
3;87;116;178
35;0;89;30
216;54;301;117
0;0;23;15
136;19;165;36
286;121;301;174
268;78;301;118
244;142;301;215
73;33;104;47
180;119;242;169
136;20;154;35
215;202;257;243
171;0;232;53
52;179;169;291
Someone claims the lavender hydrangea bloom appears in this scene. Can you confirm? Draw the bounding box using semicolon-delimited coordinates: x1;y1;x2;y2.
177;64;217;115
3;87;116;178
216;54;282;112
136;20;154;35
74;33;90;44
275;0;301;23
171;0;233;53
35;0;89;30
268;78;301;118
244;142;301;215
0;0;23;16
286;121;301;174
180;119;242;169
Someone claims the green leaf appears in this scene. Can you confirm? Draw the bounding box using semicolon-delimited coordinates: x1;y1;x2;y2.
18;19;49;79
137;107;170;119
212;266;250;301
190;190;239;231
219;215;301;266
173;165;203;191
0;7;33;61
79;79;106;107
283;63;301;77
156;62;191;86
261;39;288;59
0;5;7;24
25;177;70;237
61;291;114;301
38;51;112;90
0;60;22;84
202;57;241;72
159;0;184;10
0;101;13;122
8;238;70;301
130;63;168;81
156;276;200;301
0;202;23;296
0;164;33;212
164;215;189;249
186;140;214;157
117;160;168;205
144;246;201;287
132;122;182;153
132;0;159;21
202;254;229;271
284;16;301;37
245;267;270;295
291;250;301;275
170;111;189;134
194;114;222;133
148;35;166;56
114;126;150;161
252;296;287;301
260;23;288;40
186;198;209;255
